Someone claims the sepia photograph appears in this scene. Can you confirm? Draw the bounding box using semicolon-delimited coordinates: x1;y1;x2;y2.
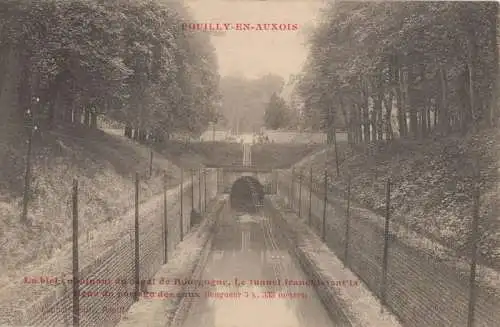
0;0;498;326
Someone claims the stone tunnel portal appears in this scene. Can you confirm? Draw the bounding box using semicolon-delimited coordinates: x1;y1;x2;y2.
229;176;265;213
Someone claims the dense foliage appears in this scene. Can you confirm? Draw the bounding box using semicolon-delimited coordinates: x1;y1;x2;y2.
219;74;284;133
0;0;220;141
263;92;290;130
295;1;499;144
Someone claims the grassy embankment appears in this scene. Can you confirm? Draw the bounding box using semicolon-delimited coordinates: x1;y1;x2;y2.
295;130;499;270
0;129;327;282
0;125;214;281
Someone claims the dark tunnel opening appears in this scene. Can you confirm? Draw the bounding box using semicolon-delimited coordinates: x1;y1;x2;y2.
229;176;265;213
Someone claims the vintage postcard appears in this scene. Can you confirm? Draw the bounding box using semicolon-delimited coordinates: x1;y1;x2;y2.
0;0;498;326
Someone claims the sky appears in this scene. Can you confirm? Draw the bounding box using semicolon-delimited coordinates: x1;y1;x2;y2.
184;0;326;81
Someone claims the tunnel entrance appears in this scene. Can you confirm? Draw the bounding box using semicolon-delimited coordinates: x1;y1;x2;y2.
229;176;265;213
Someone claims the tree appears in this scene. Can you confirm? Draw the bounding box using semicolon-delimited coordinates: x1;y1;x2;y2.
294;1;498;145
0;0;221;142
219;74;285;133
264;93;290;130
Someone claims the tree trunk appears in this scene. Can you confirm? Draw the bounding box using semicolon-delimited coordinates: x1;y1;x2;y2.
361;83;370;143
54;90;64;125
125;124;133;138
421;101;428;138
434;98;438;129
438;66;449;134
354;103;361;144
373;94;383;141
347;124;353;145
352;103;359;144
326;108;334;145
73;105;82;125
466;36;476;133
427;100;432;132
139;129;147;143
90;110;97;129
384;90;394;141
65;82;77;124
407;68;418;139
63;96;73;123
84;108;90;126
395;65;406;138
70;104;75;124
339;96;353;146
371;109;377;142
378;99;384;140
489;7;499;126
363;106;370;143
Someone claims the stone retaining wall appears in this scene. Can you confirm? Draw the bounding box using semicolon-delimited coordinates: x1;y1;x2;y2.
276;170;500;327
266;197;401;327
115;199;226;327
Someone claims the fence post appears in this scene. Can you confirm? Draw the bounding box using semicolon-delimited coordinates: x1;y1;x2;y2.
322;169;327;241
333;127;340;177
198;168;202;211
274;171;278;195
308;167;313;227
204;169;207;212
290;167;295;209
21;121;34;224
380;178;391;312
278;170;281;194
275;171;278;195
344;175;351;267
149;149;153;178
467;171;481;327
180;169;184;242
163;171;168;264
134;172;140;302
72;179;79;327
216;168;220;194
191;169;194;212
298;171;302;218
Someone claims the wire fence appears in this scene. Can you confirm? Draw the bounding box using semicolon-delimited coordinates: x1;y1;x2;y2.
276;168;500;327
8;154;500;326
3;168;218;327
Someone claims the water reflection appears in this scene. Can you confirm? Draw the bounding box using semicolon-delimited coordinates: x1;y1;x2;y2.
181;209;333;327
